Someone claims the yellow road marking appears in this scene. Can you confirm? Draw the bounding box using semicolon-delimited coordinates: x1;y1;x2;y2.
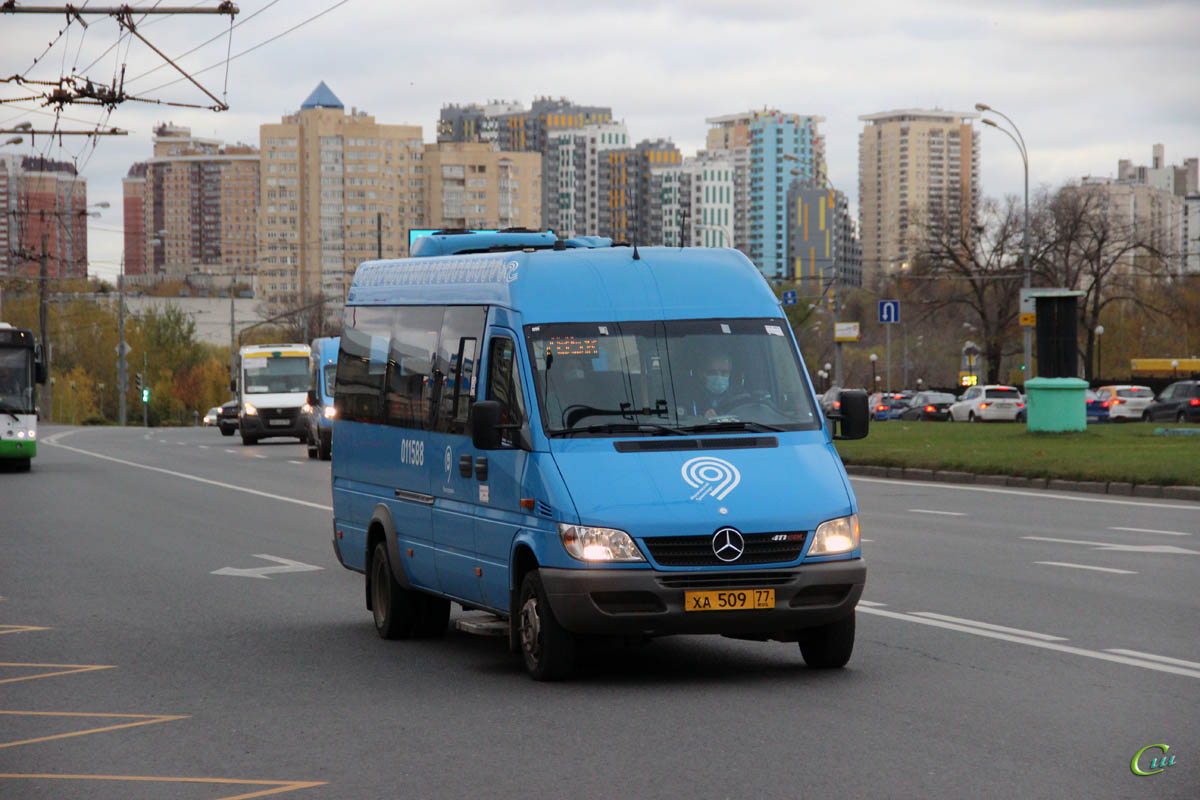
0;625;51;636
0;662;116;685
0;774;327;799
0;710;189;749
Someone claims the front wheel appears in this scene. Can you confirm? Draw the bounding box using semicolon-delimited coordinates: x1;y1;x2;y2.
220;425;234;437
798;612;855;669
517;570;576;681
968;411;978;422
318;433;332;461
241;434;257;446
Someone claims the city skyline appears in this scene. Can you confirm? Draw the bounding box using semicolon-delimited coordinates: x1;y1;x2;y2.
1;0;1196;283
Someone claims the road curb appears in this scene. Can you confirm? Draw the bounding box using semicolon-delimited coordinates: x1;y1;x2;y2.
843;464;1198;500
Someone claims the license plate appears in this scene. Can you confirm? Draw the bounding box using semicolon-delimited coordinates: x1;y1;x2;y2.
684;588;775;612
268;418;290;426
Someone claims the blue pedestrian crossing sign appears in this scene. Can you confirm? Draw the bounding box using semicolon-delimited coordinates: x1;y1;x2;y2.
782;290;798;306
878;300;900;324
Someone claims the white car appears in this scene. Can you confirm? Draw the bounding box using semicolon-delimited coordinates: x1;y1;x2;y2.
949;384;1024;422
1095;385;1154;421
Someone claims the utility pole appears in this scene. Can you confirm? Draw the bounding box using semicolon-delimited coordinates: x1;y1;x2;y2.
376;212;383;259
230;263;237;396
142;350;149;428
37;225;52;420
117;271;127;426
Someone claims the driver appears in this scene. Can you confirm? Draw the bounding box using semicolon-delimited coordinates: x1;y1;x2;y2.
689;352;735;419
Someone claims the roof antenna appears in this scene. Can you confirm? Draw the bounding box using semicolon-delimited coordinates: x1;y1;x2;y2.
678;207;689;251
628;186;640;260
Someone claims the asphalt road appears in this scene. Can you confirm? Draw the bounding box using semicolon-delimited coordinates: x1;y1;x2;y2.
1;425;1197;799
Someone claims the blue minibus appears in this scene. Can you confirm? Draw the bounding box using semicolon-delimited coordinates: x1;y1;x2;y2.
330;231;869;680
305;336;340;460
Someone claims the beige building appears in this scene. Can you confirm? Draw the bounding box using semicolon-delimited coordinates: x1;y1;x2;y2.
1071;177;1182;273
858;109;980;285
258;82;424;311
124;124;258;280
422;142;541;231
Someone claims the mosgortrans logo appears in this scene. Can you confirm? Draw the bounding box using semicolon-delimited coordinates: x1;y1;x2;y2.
1130;743;1177;776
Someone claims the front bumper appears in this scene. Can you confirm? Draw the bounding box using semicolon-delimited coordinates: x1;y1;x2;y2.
0;439;36;459
539;560;865;638
240;414;306;438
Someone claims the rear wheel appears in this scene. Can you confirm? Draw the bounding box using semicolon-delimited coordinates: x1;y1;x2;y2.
1141;411;1151;422
968;411;978;422
1179;411;1188;424
517;570;575;681
241;433;257;446
370;541;418;639
318;433;331;461
798;612;855;669
220;424;234;436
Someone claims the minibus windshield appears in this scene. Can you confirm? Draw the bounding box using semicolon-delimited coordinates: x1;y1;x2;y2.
243;355;310;394
526;318;821;437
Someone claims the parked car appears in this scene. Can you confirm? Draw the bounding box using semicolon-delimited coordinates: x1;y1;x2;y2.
1085;390;1110;423
949;384;1024;422
217;399;239;436
202;406;220;426
821;386;846;417
1093;385;1153;422
899;391;956;421
869;392;912;421
1142;380;1200;423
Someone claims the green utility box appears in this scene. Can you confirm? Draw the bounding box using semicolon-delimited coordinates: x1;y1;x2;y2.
1025;377;1088;432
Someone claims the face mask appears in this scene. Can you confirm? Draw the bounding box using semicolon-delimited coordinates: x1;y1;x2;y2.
706;375;730;395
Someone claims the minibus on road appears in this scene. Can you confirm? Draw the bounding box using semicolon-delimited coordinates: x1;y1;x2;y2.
235;342;312;445
330;231;869;680
0;323;44;471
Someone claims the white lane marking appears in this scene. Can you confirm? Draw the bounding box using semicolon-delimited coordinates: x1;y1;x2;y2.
1110;526;1191;537
850;476;1200;511
253;454;267;459
198;445;209;450
858;606;1200;680
287;460;304;465
1105;649;1200;670
909;509;967;517
225;449;236;454
861;538;875;543
41;437;332;511
1035;561;1138;574
1023;536;1198;555
857;600;887;607
177;441;187;445
212;554;324;580
910;612;1068;641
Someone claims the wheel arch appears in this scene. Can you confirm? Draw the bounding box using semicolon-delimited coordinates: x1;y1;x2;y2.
365;504;412;611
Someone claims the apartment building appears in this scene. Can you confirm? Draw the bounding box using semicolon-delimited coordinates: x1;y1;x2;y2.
0;154;88;280
857;109;980;286
596;139;682;244
422;142;541;231
544;121;629;238
258;82;423;310
1115;145;1198;274
671;151;736;249
1070;177;1183;273
705;111;826;279
787;181;862;289
124;123;258;281
436;100;524;145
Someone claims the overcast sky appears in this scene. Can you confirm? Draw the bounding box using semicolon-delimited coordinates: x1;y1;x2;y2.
3;0;1197;283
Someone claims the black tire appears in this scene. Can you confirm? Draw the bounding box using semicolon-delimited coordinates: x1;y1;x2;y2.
306;440;318;459
220;425;234;436
318;434;331;461
241;433;257;446
517;570;575;681
1141;411;1150;422
1178;412;1188;424
968;411;978;422
17;458;32;472
369;540;418;639
411;594;451;638
798;612;855;669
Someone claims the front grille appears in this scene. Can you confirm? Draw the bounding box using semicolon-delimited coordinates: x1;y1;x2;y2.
259;407;299;421
657;572;795;589
643;532;808;567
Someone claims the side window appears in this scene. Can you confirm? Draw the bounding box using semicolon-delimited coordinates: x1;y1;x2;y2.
335;307;392;423
387;306;443;429
434;306;487;434
486;336;527;448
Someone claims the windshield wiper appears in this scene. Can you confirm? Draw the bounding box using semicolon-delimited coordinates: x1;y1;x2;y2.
0;403;25;421
550;422;687;438
682;420;785;433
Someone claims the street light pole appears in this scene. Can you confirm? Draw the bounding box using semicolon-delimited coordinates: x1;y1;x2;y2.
1094;324;1104;380
977;103;1030;381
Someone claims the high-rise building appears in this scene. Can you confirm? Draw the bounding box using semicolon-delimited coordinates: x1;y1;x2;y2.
437;100;524;145
1070;177;1182;274
857;109;980;286
125;123;258;281
422;142;541;231
1114;145;1198;274
670;151;736;249
258;82;423;311
596;139;682;244
787;181;862;290
705;111;826;279
0;154;88;280
544;121;629;238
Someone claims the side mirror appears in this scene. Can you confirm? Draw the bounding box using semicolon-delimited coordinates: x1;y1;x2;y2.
35;359;47;385
306;390;317;406
470;400;503;450
832;389;869;440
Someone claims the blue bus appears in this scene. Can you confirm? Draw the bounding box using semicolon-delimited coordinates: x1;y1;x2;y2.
330;231;869;680
0;323;44;472
305;336;339;460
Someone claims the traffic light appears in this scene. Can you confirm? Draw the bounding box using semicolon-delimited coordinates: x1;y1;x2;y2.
135;373;144;392
141;387;150;403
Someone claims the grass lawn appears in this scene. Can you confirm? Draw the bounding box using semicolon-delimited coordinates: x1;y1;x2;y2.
833;420;1200;486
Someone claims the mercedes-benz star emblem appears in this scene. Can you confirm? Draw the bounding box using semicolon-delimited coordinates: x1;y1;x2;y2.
711;527;745;562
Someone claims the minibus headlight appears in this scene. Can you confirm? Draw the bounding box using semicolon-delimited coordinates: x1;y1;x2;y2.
558;523;645;562
302;403;313;414
808;514;860;557
27;429;35;439
323;405;336;419
243;402;258;416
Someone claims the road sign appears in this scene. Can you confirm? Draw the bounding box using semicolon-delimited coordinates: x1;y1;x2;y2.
114;342;131;357
834;322;861;342
782;289;798;306
878;300;900;324
1020;313;1037;326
